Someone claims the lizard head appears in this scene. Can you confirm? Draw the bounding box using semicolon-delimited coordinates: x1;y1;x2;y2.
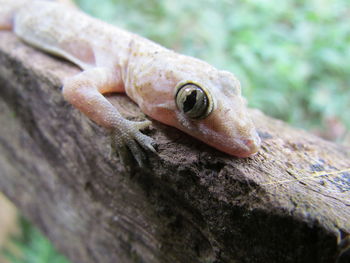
132;53;260;157
173;70;260;158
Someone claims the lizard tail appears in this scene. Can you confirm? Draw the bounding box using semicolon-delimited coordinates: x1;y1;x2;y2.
0;0;77;30
0;0;27;30
54;0;77;8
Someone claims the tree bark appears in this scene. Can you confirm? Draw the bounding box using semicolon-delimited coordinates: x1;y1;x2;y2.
0;31;349;263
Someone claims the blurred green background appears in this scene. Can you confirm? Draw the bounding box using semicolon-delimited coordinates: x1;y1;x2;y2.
2;0;349;262
75;0;350;132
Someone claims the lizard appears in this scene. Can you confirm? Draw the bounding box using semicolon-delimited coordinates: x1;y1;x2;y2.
0;0;261;166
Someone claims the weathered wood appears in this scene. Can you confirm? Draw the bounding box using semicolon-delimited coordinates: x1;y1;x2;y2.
0;31;349;263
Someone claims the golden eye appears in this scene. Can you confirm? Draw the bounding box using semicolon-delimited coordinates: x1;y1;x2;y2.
175;83;213;119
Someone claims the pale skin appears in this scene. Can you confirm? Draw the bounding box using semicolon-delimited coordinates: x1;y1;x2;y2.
1;0;261;166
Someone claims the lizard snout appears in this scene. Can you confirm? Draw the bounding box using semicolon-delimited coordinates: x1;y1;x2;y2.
241;134;261;156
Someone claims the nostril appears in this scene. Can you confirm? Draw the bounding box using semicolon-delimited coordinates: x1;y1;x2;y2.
242;139;251;146
243;139;255;147
242;136;260;153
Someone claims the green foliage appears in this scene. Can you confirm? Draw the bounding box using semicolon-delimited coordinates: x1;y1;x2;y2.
76;0;350;129
3;218;70;263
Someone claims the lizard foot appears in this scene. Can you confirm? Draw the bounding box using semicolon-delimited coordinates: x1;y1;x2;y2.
110;119;156;168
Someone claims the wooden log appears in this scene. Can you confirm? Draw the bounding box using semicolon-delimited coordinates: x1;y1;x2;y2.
0;31;349;263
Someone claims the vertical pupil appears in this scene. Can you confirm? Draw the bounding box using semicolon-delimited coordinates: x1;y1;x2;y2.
183;90;197;112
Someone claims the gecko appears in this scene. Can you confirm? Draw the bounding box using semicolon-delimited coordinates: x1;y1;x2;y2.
0;0;261;166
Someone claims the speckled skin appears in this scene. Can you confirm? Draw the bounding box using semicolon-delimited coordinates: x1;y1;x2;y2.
1;0;261;163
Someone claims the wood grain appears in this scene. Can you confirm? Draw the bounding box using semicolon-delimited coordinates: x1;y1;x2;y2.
0;31;349;263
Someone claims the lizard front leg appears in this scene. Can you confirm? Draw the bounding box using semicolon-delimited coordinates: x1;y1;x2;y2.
62;67;156;167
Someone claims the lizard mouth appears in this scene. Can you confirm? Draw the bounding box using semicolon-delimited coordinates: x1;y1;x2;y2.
214;133;261;158
195;128;261;158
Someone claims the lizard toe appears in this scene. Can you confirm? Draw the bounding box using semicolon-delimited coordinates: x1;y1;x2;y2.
126;139;147;167
110;126;155;168
136;133;157;154
130;119;152;131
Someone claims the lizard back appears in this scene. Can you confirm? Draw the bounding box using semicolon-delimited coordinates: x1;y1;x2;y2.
14;0;135;69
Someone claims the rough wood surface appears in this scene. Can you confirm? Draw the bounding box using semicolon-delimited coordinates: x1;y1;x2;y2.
0;31;349;263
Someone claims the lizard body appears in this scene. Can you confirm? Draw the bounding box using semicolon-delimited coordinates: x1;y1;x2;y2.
1;0;261;165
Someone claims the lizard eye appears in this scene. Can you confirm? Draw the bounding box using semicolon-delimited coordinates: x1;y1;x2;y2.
175;83;213;119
